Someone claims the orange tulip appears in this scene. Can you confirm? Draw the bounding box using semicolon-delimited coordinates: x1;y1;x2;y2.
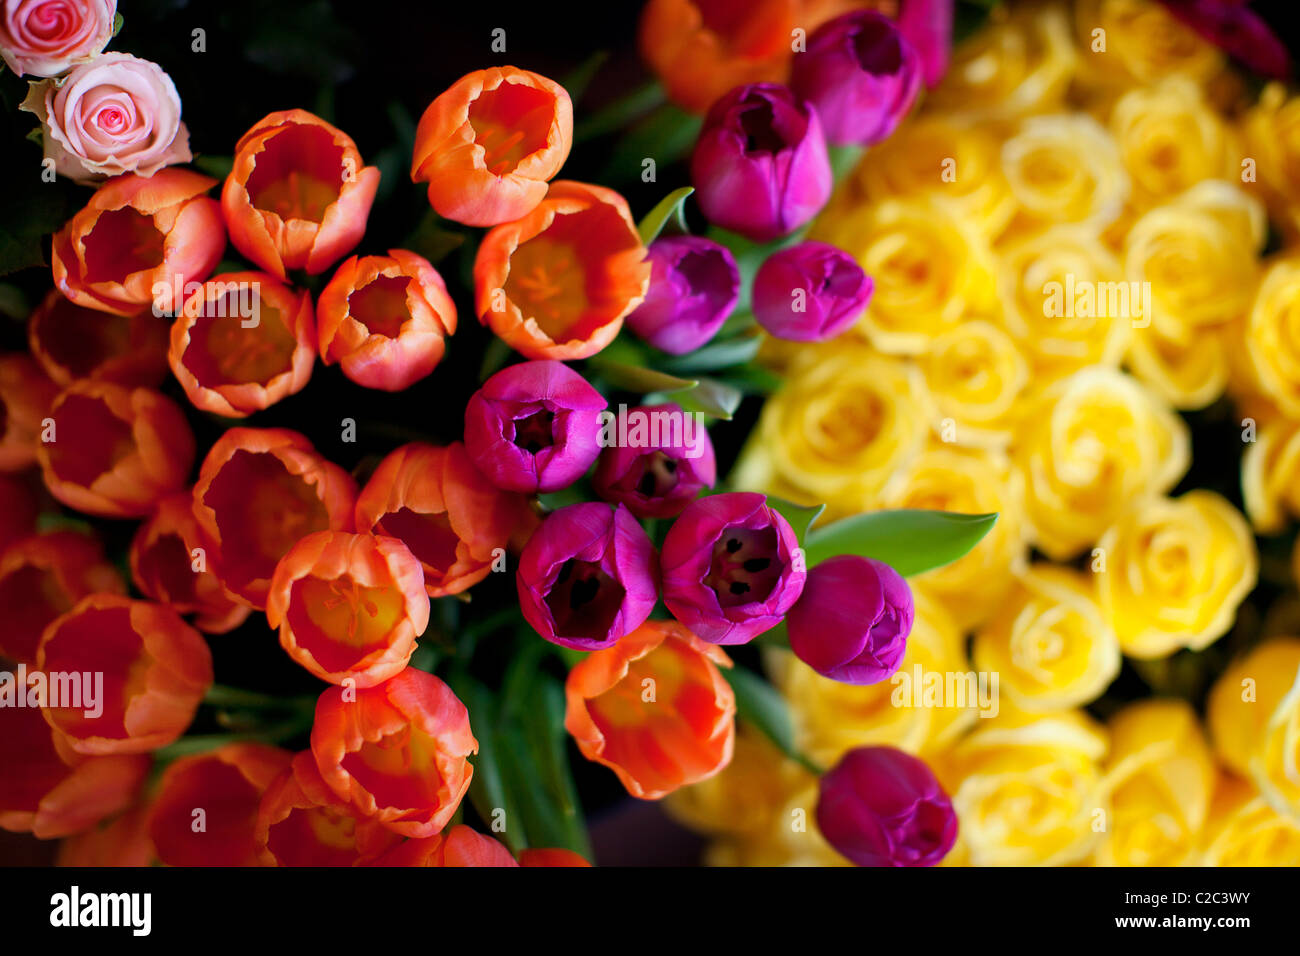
565;619;736;799
366;825;519;867
51;168;225;316
169;271;316;417
191;427;357;609
0;353;59;472
147;743;292;867
37;380;195;518
0;530;125;664
56;803;154;867
518;847;593;866
222;109;380;280
37;594;213;756
255;751;402;866
129;494;251;634
267;530;428;688
473;180;650;360
310;668;477;838
28;290;169;388
0;705;149;840
317;250;457;392
354;441;536;598
411;66;573;227
0;472;38;553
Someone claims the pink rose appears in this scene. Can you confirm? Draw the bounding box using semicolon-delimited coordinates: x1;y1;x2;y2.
21;51;191;183
0;0;115;77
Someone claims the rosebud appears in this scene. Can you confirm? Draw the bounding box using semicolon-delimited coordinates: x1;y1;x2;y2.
463;359;607;493
661;491;806;644
791;10;922;146
28;291;168;388
222;109;379;280
752;241;872;341
592;403;716;519
690;83;831;242
786;555;912;684
412;67;573;227
625;236;740;354
517;502;658;650
816;746;958;867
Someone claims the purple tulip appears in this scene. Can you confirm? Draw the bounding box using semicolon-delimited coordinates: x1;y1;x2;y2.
752;241;872;342
592;403;717;519
689;83;832;243
464;360;607;494
661;492;806;644
516;502;659;650
625;236;741;355
1158;0;1290;80
786;555;911;684
817;746;957;867
791;10;922;147
898;0;954;88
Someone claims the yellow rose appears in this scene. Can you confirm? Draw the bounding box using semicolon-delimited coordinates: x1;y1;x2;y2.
704;783;850;867
1013;367;1190;560
1239;83;1300;241
1109;76;1234;209
973;564;1119;711
940;705;1109;866
1096;491;1257;660
917;320;1030;449
814;197;997;355
1095;699;1214;866
1208;637;1300;821
851;115;1017;242
927;2;1077;121
771;585;979;766
879;444;1028;629
1200;774;1300;866
1000;114;1129;232
1072;0;1223;93
1243;256;1300;419
995;225;1131;384
1125;322;1233;410
1241;416;1300;532
742;345;932;510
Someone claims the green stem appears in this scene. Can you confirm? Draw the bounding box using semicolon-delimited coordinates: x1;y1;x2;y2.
203;684;315;712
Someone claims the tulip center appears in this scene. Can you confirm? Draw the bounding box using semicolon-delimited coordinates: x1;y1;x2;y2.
347;275;412;339
376;508;461;579
32;299;140;379
45;393;134;488
468;82;557;176
82;209;165;284
505;236;589;339
245;123;347;223
624;451;681;499
136;531;203;608
289;574;405;671
547;559;626;640
268;805;360;866
39;606;142;742
510;408;556;454
342;725;448;811
737;100;788;154
187;292;296;387
851;18;904;75
706;526;781;608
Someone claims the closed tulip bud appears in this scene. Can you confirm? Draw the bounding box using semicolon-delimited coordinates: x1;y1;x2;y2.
147;743;293;867
474;181;650;360
0;706;148;840
661;491;806;644
355;441;535;598
464;359;607;493
0;530;125;664
37;594;213;755
752;241;872;341
625;236;740;354
592;403;717;519
311;668;477;838
317;250;457;392
192;427;357;609
267;531;429;688
412;67;573;227
690;83;831;242
51;168;225;316
366;825;519;867
786;555;912;684
222;109;380;280
791;10;922;146
28;291;168;388
37;380;195;518
256;751;402;866
169;271;315;418
517;502;659;650
0;353;59;471
129;494;250;635
816;746;958;867
565;619;736;799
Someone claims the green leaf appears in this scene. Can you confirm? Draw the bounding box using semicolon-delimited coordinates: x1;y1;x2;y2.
526;678;592;859
660;333;762;373
560;52;610;106
573;82;666;144
637;186;694;246
767;497;825;545
804;509;999;576
725;667;819;774
588;357;697;394
112;12;123;36
192;154;233;179
660;378;742;421
0;283;29;320
448;676;524;854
